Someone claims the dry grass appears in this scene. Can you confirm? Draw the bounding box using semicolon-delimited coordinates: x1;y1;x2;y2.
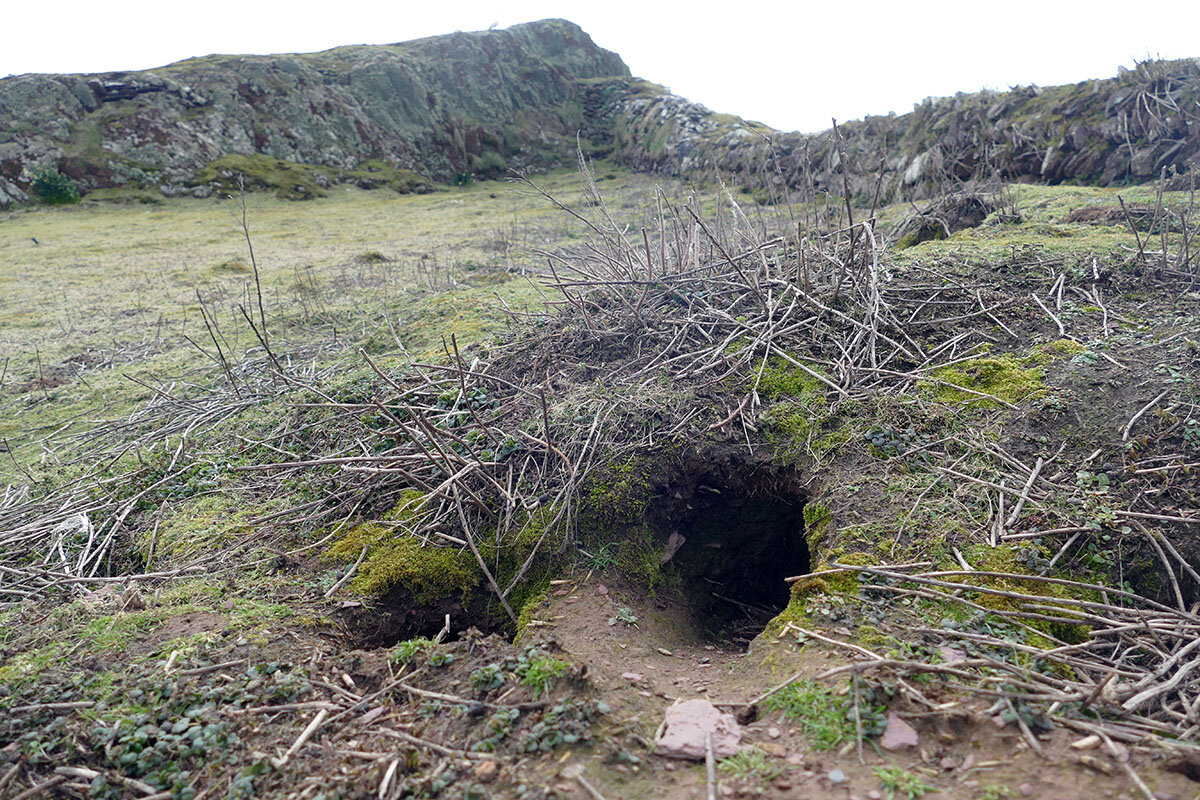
0;165;686;480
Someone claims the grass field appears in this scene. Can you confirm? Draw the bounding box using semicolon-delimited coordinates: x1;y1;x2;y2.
0;165;690;482
1;168;1185;486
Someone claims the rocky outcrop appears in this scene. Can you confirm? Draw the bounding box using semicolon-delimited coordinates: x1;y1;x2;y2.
582;59;1200;202
0;19;628;204
1;21;1196;208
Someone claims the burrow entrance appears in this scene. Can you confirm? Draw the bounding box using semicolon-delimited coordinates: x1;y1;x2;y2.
645;457;810;648
337;457;810;651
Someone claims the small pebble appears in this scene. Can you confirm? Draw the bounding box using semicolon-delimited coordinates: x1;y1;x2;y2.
473;760;498;783
767;726;781;739
939;757;956;770
828;769;847;785
868;792;883;800
1019;785;1034;797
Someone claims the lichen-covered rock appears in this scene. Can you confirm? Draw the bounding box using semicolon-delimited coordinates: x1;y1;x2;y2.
585;58;1200;202
0;19;629;203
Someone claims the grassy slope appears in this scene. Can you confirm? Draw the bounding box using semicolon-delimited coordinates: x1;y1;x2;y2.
0;165;680;482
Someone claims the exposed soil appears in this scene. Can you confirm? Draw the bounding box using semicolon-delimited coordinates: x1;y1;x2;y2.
524;574;1200;800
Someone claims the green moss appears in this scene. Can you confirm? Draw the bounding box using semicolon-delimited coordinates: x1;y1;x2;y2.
194;155;432;200
513;585;550;644
343;159;434;194
962;545;1092;645
351;535;480;600
194;154;334;200
803;503;834;557
575;454;685;591
928;355;1044;407
326;490;481;599
762;403;848;463
1031;338;1087;365
514;503;566;553
616;525;670;590
140;495;257;566
762;567;859;638
763;585;818;636
755;361;847;462
490;504;568;627
757;359;825;402
580;457;655;532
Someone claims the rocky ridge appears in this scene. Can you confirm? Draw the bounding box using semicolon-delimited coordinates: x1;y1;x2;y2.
0;19;627;205
584;57;1200;202
1;22;1198;207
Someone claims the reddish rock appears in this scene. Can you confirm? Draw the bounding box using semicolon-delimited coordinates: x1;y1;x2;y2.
654;699;741;760
473;760;498;783
881;711;919;750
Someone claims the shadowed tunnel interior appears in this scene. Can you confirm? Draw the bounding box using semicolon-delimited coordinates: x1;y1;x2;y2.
648;460;809;646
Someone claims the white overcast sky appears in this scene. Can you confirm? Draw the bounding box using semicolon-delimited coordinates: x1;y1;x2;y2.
4;1;1198;133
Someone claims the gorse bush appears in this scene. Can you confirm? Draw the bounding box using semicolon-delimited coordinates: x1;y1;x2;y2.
31;168;80;205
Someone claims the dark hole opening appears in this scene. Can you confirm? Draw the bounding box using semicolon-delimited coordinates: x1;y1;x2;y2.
336;588;493;650
337;459;810;651
648;461;809;648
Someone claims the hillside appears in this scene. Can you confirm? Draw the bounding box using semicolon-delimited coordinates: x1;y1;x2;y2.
0;19;627;204
2;22;1198;209
590;58;1200;200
